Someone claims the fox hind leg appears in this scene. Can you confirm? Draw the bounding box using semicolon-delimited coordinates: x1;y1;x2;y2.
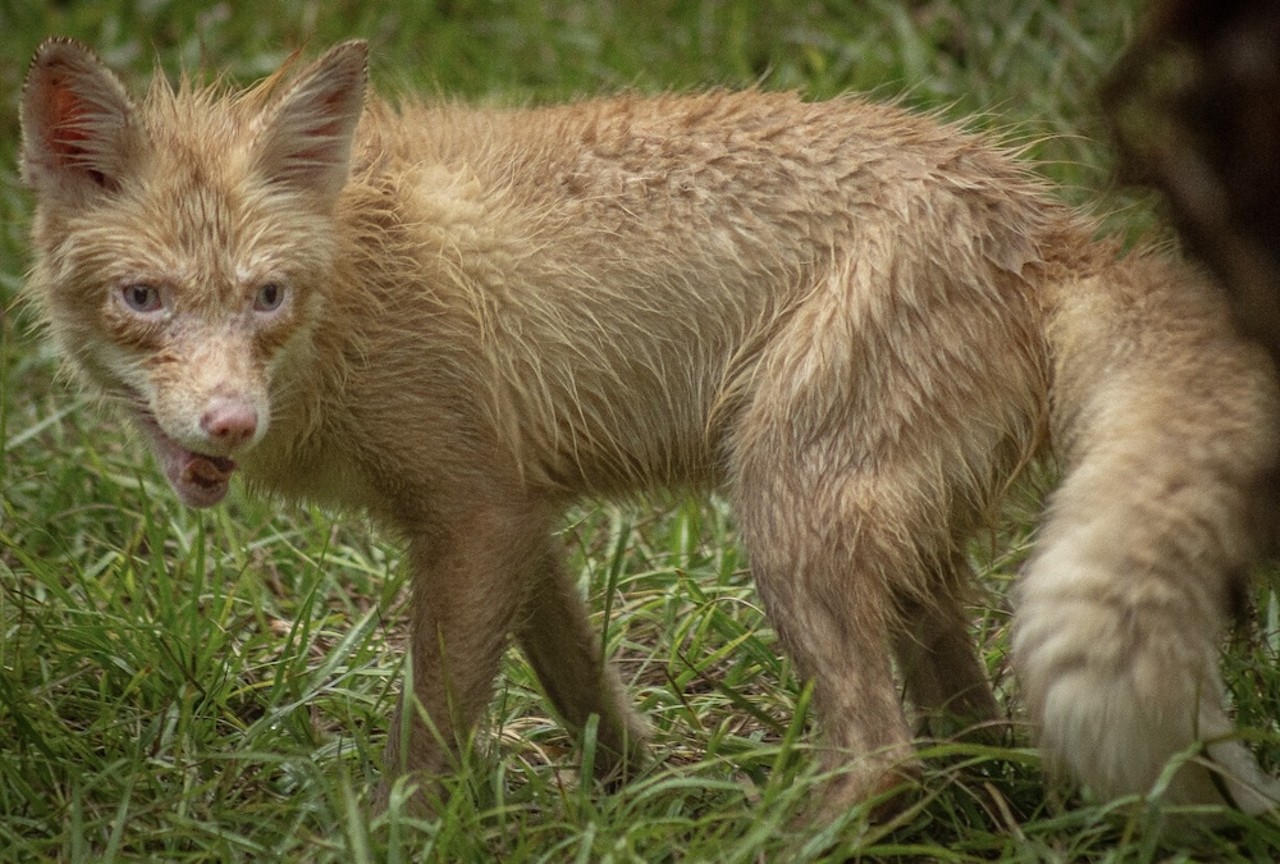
730;436;939;817
893;563;1000;739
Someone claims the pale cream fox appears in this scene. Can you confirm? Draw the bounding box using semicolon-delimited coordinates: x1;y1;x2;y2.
20;38;1280;817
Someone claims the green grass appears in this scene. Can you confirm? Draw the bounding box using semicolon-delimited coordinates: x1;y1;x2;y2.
2;1;1279;861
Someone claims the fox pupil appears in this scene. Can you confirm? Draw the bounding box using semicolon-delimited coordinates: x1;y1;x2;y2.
123;284;159;312
255;283;283;311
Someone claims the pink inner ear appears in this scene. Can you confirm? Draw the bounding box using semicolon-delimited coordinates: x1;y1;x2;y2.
294;122;343;165
293;91;355;166
45;73;113;189
48;76;92;163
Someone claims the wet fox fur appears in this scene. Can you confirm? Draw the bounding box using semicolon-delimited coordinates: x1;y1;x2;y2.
20;38;1280;817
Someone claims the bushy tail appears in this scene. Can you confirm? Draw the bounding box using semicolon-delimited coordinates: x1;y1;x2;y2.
1013;255;1280;812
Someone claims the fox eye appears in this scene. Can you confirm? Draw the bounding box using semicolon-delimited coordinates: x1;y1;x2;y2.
121;284;163;313
254;282;285;312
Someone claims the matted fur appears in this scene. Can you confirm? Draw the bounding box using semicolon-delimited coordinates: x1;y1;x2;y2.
20;38;1280;818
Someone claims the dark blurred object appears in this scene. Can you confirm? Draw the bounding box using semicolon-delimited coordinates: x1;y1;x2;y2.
1103;0;1280;364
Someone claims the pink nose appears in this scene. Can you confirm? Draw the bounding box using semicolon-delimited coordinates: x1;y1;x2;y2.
200;397;258;449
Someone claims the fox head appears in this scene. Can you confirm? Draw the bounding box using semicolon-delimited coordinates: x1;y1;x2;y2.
20;39;367;506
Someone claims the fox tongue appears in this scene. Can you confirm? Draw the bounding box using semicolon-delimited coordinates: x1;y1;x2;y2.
175;451;238;506
137;413;238;508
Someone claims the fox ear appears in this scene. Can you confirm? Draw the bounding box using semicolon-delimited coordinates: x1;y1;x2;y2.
20;38;142;201
253;40;367;203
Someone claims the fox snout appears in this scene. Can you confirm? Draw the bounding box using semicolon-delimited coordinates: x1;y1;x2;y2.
140;368;270;508
200;394;259;450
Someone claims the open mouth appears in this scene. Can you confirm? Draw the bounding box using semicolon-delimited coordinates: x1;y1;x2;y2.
134;410;238;508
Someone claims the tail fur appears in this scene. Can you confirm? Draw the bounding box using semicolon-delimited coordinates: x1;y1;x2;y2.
1015;254;1280;811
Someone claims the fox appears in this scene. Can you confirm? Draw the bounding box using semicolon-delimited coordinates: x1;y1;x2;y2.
19;37;1280;819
